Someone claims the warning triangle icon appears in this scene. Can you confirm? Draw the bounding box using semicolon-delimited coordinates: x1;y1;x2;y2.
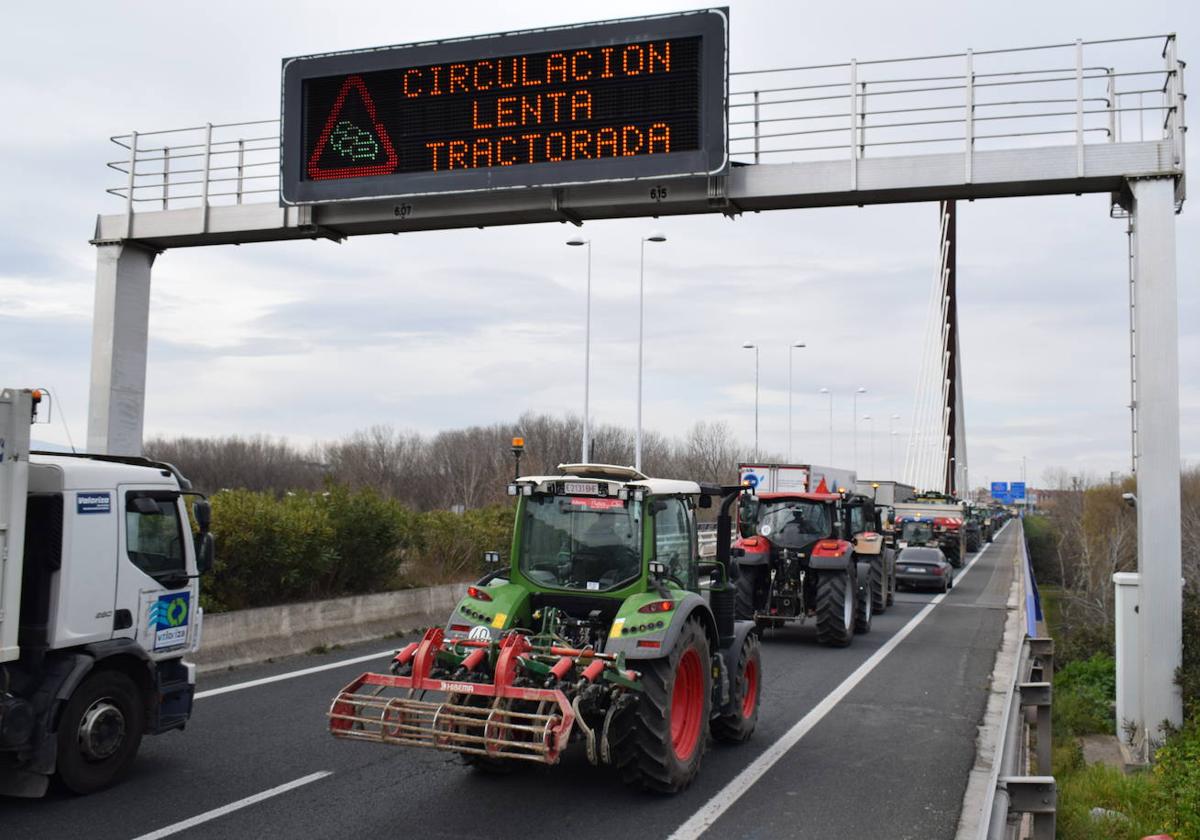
307;75;398;181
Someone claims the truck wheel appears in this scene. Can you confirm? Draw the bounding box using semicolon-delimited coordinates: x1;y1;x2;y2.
612;618;711;793
734;567;765;621
854;572;873;634
56;670;144;795
711;634;761;743
870;557;888;614
815;571;854;648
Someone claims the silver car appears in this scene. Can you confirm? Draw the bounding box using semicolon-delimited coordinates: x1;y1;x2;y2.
894;546;955;593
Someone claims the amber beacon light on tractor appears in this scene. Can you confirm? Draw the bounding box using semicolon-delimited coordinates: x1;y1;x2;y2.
279;9;729;204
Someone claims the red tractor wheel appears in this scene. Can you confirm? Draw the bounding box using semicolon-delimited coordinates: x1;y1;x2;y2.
611;617;712;793
711;633;762;742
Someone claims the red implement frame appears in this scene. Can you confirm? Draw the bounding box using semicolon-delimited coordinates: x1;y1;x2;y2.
328;629;579;764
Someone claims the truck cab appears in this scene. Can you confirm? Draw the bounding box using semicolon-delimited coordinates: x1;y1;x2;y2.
1;388;211;797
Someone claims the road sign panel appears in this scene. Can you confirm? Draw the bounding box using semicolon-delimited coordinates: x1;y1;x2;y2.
281;9;729;204
1010;482;1026;500
991;481;1008;497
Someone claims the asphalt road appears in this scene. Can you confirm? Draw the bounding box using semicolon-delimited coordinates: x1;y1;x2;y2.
2;524;1017;840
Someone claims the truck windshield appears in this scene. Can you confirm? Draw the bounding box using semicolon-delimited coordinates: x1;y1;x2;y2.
743;499;830;548
901;521;934;544
518;495;641;592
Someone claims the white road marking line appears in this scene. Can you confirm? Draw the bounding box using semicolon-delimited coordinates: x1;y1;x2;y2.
129;771;332;840
194;649;395;699
667;523;1009;840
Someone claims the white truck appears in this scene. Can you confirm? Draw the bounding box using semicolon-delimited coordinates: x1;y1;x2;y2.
0;388;211;797
737;463;857;495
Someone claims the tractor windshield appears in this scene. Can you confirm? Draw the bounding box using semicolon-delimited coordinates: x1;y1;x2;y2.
901;521;935;544
743;499;831;548
518;495;642;592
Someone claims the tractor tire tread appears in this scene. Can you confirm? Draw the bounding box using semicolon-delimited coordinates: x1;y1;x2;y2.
815;571;853;648
611;618;711;793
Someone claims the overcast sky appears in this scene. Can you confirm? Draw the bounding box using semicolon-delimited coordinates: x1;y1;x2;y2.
1;0;1196;491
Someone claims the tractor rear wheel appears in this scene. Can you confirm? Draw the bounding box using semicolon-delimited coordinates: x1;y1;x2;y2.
734;566;766;621
711;633;761;743
870;557;888;614
815;571;854;648
612;617;712;793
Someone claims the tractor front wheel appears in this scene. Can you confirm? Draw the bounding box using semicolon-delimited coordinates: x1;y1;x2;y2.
815;571;854;648
711;634;762;743
612;617;712;793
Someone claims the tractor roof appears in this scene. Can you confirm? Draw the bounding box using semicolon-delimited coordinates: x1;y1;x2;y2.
757;491;842;503
514;463;703;496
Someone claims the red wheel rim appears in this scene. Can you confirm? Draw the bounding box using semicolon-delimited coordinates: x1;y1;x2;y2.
740;657;759;719
671;648;704;761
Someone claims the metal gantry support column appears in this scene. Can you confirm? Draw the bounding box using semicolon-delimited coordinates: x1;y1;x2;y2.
86;243;157;456
1128;175;1184;749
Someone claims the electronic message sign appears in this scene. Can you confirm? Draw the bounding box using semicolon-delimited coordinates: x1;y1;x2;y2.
280;9;728;204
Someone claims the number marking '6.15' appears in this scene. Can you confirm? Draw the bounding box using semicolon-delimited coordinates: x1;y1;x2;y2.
649;185;669;202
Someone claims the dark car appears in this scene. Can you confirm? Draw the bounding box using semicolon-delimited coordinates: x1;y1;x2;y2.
895;546;955;593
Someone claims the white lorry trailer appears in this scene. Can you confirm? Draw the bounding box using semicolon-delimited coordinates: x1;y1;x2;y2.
738;463;857;495
0;388;211;797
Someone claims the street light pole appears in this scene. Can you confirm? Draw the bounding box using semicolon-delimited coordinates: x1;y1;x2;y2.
863;414;874;477
788;342;806;462
742;343;759;460
852;386;867;473
819;388;833;464
889;414;900;478
636;232;667;472
566;236;592;462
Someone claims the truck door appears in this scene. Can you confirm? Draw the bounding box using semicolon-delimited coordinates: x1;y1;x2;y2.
115;487;197;657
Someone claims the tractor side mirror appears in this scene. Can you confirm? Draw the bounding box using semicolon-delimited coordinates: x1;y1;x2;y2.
698;494;712;509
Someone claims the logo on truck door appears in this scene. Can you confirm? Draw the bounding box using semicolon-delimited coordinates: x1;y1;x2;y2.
147;592;190;651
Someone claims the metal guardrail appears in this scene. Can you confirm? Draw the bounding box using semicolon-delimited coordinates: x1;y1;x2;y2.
105;34;1184;217
980;520;1056;840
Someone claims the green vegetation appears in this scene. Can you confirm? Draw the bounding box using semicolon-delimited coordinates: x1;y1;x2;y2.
1054;653;1116;737
1030;468;1200;838
200;484;512;613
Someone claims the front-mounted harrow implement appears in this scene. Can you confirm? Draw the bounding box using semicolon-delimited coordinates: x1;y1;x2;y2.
329;627;642;766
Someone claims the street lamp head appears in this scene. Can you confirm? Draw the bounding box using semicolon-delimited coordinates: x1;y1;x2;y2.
742;342;756;349
566;236;588;246
863;414;872;420
890;413;901;420
819;387;830;394
645;231;667;243
856;386;867;394
792;341;806;348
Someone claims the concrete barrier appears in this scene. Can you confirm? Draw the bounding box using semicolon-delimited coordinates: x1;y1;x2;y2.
191;582;467;673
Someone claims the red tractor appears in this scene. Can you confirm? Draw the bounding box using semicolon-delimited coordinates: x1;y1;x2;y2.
733;485;894;647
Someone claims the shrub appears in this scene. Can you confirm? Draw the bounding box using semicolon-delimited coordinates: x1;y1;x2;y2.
1179;588;1200;713
1151;717;1200;838
399;504;513;586
1023;514;1059;585
321;483;411;594
1055;653;1116;737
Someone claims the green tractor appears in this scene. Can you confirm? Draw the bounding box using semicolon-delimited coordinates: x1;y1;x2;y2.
329;464;760;793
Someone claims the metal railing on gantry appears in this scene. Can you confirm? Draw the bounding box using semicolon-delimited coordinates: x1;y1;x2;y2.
105;34;1185;219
